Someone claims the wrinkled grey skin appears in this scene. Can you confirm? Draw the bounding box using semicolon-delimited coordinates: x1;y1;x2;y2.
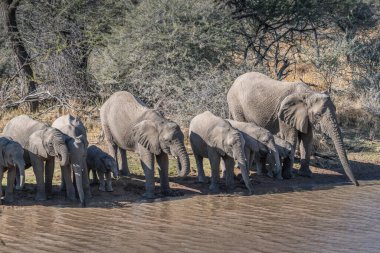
86;145;118;192
273;135;295;178
0;136;25;203
227;72;358;186
3;115;70;201
52;115;91;206
226;120;283;179
189;111;254;194
100;91;190;198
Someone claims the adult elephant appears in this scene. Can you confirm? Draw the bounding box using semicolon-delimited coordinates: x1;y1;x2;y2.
100;91;190;198
3;115;70;200
52;115;91;206
227;72;358;186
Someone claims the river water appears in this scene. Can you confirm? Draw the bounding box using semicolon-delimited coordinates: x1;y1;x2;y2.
1;184;380;253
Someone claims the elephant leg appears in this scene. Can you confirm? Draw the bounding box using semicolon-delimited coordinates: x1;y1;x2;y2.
82;163;92;199
5;167;16;203
139;147;155;199
92;169;99;184
194;154;206;183
107;142;120;174
208;150;221;194
45;158;55;199
105;172;113;192
61;165;76;201
230;105;246;121
220;158;226;179
15;168;22;190
60;166;66;192
119;148;130;176
30;154;46;201
0;166;3;200
98;171;106;191
299;127;313;177
223;157;235;191
156;153;175;196
255;152;264;175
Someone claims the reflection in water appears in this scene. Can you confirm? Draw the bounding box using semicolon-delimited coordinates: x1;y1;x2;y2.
1;185;380;253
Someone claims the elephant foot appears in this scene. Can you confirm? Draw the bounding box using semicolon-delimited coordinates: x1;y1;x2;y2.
298;166;312;177
67;194;76;202
60;183;66;192
142;191;156;199
266;171;274;178
4;194;14;203
35;192;47;201
209;184;220;194
226;184;236;192
274;172;283;180
162;188;183;197
197;176;209;184
98;185;106;192
282;169;294;179
106;186;114;192
15;185;23;191
85;190;92;198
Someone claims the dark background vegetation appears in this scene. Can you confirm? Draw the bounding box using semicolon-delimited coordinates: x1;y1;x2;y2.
0;0;379;135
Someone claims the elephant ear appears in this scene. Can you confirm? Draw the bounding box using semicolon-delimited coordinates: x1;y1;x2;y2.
132;120;161;155
278;93;309;134
28;130;49;158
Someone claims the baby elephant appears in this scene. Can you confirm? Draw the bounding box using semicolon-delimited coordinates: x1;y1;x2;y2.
226;120;283;179
0;136;25;203
189;111;254;194
86;145;118;192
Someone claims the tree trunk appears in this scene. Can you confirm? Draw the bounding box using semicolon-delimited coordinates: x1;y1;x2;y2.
1;0;38;112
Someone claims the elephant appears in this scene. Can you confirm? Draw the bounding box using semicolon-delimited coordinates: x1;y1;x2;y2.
86;145;118;192
189;111;254;194
52;115;91;206
0;135;25;203
226;119;283;179
100;91;190;198
227;72;358;186
3;115;70;200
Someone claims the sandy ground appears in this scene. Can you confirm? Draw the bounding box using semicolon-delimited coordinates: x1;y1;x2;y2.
2;148;379;208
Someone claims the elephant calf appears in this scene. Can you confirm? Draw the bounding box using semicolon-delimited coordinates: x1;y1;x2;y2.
86;145;118;192
0;136;25;203
52;115;91;206
226;120;284;179
189;111;254;194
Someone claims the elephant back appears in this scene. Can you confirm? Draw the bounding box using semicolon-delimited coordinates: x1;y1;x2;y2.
3;115;48;148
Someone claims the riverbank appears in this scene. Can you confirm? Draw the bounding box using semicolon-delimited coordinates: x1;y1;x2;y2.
2;144;379;208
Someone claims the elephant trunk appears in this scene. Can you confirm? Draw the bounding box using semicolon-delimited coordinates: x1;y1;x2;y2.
232;147;254;194
268;143;283;180
325;112;359;186
54;140;70;167
16;161;25;189
172;141;190;177
73;164;86;207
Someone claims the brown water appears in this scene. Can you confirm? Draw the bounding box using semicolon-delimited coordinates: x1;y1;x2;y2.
1;185;380;253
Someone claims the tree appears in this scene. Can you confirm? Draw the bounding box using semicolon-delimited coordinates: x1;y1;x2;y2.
1;0;37;111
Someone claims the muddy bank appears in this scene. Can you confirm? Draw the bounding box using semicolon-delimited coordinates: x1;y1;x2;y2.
2;150;379;208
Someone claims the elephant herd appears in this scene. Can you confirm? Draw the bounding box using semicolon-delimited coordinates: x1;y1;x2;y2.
0;72;359;206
